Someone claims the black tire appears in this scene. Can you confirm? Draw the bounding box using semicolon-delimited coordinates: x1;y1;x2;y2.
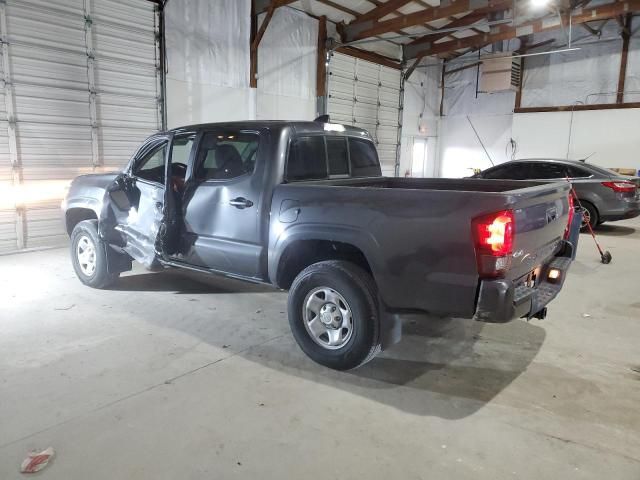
579;201;598;231
288;260;381;370
70;220;119;289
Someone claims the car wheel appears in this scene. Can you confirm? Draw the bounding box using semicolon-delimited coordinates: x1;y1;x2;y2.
288;260;381;370
70;220;119;289
579;201;598;231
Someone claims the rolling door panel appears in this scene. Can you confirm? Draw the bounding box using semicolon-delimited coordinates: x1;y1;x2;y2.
328;52;400;177
0;0;160;252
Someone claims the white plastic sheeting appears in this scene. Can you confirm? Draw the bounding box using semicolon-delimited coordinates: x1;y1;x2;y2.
624;17;640;102
258;8;317;99
521;22;623;107
257;7;318;120
166;0;250;89
166;1;318;125
165;0;253;126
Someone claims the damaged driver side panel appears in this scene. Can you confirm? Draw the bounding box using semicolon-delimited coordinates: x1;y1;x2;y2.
99;134;174;269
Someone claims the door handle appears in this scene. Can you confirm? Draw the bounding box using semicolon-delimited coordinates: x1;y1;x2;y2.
229;197;254;209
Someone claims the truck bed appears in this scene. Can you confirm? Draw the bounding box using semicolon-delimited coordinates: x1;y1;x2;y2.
269;177;572;319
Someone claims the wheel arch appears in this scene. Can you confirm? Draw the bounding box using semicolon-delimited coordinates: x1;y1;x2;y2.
270;226;379;290
65;207;99;236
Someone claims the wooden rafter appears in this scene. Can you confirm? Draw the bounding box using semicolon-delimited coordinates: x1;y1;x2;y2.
403;11;497;59
342;0;512;42
407;0;640;58
335;46;402;69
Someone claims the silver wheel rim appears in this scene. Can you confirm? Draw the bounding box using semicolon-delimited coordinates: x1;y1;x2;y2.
303;287;354;350
76;235;97;277
581;208;591;228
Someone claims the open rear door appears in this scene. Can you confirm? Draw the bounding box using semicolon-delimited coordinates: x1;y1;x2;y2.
99;133;174;268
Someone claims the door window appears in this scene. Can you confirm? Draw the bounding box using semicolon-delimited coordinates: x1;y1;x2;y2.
195;132;260;181
529;163;568;179
133;141;168;184
566;165;591;178
482;163;530;180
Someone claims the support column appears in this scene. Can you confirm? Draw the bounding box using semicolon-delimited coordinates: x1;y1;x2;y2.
316;15;327;117
83;0;100;170
0;0;24;249
616;13;632;104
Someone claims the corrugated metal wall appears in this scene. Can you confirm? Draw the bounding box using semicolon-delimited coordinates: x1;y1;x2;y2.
0;0;160;253
327;52;401;176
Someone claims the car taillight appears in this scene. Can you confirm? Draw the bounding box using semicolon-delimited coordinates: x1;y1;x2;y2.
472;210;514;278
601;181;636;193
564;194;575;240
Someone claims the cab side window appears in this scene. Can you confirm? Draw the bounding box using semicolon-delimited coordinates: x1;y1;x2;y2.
286;136;327;181
195;132;260;181
133;141;168;184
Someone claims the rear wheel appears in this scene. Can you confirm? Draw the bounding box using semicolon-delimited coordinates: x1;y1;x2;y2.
579;201;598;231
70;220;119;289
287;260;381;370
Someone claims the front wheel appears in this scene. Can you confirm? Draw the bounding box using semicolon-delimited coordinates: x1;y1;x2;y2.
287;260;381;370
70;220;119;289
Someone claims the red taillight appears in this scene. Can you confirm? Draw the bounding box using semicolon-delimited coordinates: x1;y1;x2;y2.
564;194;575;240
473;210;514;256
601;181;636;193
472;210;514;278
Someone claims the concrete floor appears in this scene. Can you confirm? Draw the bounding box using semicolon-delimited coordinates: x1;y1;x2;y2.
1;219;639;479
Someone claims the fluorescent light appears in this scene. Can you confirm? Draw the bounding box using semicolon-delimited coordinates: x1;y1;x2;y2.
531;0;550;8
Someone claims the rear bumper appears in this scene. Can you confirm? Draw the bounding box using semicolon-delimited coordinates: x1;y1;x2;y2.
600;197;640;222
473;233;578;323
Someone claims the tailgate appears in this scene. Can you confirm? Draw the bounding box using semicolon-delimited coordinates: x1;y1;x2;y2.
507;182;572;282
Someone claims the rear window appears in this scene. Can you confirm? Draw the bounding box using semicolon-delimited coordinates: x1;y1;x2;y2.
349;138;381;177
285;135;381;181
327;137;349;176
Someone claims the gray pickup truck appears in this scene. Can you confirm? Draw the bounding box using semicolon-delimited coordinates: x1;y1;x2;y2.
63;120;581;370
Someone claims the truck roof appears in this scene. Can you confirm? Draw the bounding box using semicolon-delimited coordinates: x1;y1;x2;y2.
169;120;373;139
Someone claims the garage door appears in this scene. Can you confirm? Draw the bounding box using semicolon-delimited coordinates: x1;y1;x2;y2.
0;0;161;253
327;52;401;177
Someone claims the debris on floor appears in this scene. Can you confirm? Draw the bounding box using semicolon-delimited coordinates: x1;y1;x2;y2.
54;304;75;311
20;447;55;474
582;313;591;318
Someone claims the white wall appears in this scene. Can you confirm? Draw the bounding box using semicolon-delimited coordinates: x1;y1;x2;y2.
165;1;318;127
512;109;640;170
399;66;440;177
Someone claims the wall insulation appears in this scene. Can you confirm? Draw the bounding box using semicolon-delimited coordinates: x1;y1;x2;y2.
0;0;161;253
435;20;640;177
